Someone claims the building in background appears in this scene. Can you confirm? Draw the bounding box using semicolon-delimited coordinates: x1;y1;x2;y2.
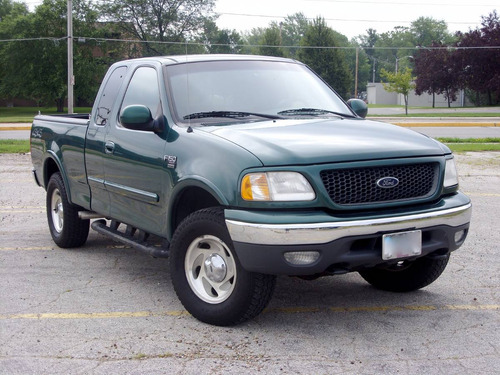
367;83;470;107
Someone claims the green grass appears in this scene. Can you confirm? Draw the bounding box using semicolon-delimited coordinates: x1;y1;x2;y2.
436;137;500;143
0;107;92;123
436;138;500;152
445;143;500;152
0;139;30;153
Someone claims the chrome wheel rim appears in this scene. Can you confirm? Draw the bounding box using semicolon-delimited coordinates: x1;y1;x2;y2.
185;235;237;304
50;188;64;233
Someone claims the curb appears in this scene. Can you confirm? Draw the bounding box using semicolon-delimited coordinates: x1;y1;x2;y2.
0;126;31;131
392;122;499;128
368;117;499;128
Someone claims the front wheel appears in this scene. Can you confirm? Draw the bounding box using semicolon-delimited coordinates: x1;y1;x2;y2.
359;254;450;292
46;172;89;248
170;208;276;326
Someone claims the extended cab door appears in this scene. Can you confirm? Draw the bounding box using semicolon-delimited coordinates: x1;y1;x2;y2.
86;65;128;215
102;65;169;235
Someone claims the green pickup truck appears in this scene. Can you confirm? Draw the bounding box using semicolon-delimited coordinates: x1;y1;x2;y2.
30;55;471;326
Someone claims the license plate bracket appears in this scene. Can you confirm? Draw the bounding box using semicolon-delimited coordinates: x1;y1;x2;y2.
382;230;422;260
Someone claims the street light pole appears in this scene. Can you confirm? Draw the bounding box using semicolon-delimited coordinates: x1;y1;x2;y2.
396;55;414;74
67;0;74;114
372;58;376;83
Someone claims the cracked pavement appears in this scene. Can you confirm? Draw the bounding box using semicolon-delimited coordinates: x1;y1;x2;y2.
0;153;499;374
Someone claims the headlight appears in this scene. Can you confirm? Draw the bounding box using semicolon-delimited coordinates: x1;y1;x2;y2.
444;158;459;188
241;172;316;201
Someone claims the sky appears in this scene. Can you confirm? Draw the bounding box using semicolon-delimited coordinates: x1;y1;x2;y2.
19;0;498;40
215;0;497;39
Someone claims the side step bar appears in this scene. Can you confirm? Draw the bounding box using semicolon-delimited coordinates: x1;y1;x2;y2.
91;219;170;258
78;211;105;220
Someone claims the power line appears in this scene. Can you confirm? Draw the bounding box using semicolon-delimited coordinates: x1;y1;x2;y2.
218;12;486;26
2;36;499;51
0;37;67;43
24;0;498;6
304;0;497;6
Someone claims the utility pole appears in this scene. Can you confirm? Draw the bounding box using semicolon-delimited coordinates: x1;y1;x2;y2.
67;0;74;114
354;47;359;98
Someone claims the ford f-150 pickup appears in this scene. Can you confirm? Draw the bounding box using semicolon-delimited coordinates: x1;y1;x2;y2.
30;55;471;326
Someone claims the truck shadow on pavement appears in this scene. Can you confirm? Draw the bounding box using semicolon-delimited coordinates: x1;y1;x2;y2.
69;233;467;329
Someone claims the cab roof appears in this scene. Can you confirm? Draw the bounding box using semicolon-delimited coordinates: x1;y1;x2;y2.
118;54;300;66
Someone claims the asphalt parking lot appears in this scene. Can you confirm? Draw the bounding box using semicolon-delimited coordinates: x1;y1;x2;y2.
1;152;499;374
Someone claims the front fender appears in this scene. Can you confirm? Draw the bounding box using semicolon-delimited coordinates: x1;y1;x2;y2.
173;176;229;204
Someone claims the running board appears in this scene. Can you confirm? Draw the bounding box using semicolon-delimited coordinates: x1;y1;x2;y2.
78;211;105;220
91;219;170;258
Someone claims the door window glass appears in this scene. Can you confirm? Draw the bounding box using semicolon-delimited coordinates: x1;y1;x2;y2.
121;67;161;117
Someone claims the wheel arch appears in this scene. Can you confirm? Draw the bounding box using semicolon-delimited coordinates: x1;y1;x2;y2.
168;180;229;240
43;152;72;203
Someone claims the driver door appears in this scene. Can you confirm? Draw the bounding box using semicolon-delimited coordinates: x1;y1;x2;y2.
103;66;168;235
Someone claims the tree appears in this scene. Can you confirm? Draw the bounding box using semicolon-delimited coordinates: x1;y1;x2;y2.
409;17;457;107
279;13;310;58
358;18;454;83
454;11;500;105
298;17;351;99
199;20;242;54
0;0;28;21
240;27;264;55
0;0;116;111
380;68;415;115
258;24;285;57
410;17;455;47
249;13;309;58
325;30;370;97
0;0;68;109
349;39;372;95
357;28;378;83
414;43;458;107
99;0;216;56
374;26;414;78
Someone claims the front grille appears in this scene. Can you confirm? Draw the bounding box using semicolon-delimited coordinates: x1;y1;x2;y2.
320;163;439;205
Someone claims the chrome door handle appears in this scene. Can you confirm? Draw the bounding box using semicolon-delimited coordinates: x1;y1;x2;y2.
104;141;115;154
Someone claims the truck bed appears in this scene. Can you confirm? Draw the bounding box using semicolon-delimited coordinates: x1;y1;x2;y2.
30;113;91;209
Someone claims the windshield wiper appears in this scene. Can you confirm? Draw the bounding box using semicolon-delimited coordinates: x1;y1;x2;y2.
277;108;354;118
183;111;282;120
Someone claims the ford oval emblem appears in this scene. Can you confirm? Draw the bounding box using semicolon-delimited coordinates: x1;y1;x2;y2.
376;177;399;188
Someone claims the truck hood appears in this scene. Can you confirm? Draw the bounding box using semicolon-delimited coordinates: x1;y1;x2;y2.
204;118;448;166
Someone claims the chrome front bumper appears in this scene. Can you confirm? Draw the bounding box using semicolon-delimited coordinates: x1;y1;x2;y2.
226;203;472;246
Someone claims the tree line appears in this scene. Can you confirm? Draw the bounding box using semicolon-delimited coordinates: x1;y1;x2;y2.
0;0;498;111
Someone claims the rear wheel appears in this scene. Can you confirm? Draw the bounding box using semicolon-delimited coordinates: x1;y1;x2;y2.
170;208;276;326
359;255;450;292
46;172;89;248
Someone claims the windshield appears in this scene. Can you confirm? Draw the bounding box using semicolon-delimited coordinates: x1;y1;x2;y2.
165;60;353;125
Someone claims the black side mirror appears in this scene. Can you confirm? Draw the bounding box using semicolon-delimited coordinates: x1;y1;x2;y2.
120;105;159;132
347;99;368;118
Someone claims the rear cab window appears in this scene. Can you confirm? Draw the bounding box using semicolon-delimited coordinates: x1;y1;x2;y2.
95;66;128;126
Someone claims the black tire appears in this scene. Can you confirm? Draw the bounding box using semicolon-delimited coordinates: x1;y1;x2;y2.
359;255;450;292
170;208;276;326
46;172;89;248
